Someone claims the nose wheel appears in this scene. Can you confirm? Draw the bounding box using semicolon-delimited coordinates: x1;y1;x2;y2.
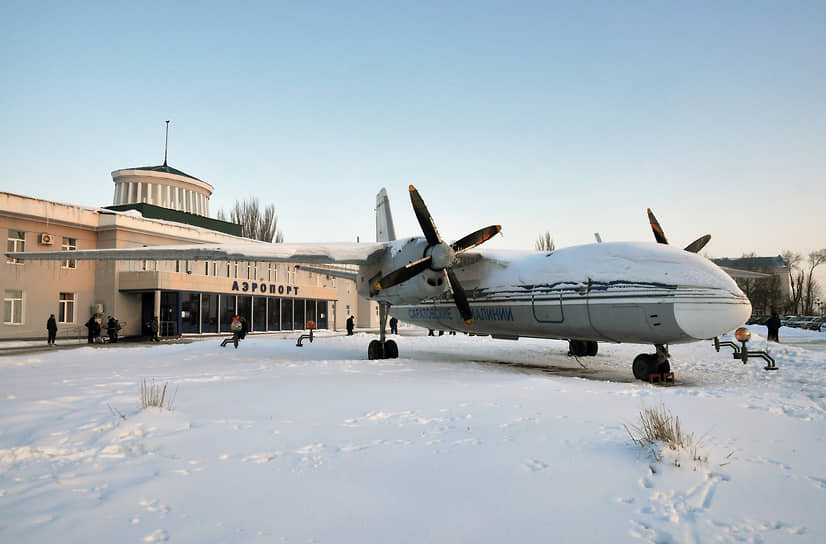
632;345;671;380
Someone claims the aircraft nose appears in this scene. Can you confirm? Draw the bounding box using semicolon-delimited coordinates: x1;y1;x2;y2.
673;294;752;340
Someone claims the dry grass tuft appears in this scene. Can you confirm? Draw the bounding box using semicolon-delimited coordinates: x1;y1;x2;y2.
140;378;177;411
625;403;692;451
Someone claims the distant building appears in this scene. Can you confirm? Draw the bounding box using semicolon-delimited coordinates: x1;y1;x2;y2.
712;256;789;315
2;161;377;341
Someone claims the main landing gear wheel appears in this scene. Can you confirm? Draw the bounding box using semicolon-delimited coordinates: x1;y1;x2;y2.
367;339;399;360
385;339;398;359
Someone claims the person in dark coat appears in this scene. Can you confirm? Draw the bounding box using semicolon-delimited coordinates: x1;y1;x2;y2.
107;316;120;343
149;316;160;342
46;314;58;346
346;315;355;336
766;311;781;342
389;316;398;335
85;315;97;344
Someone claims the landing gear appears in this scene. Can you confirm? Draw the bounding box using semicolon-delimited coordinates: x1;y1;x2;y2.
632;344;670;381
568;340;598;357
367;338;398;360
367;302;399;360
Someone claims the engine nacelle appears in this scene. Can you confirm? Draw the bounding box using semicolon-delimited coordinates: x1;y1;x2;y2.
357;237;449;304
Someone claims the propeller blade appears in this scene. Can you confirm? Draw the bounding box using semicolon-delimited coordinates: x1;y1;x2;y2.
647;208;669;245
374;256;433;291
684;234;711;254
409;185;442;245
445;268;473;325
452;225;502;254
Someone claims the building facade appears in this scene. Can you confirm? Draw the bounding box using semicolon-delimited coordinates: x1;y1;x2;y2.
2;164;375;341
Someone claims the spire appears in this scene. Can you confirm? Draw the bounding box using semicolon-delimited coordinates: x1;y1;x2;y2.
163;120;170;167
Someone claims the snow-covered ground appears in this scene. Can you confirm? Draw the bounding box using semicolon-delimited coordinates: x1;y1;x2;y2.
1;326;824;543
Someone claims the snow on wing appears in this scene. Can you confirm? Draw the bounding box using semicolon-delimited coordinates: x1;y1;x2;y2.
5;241;390;265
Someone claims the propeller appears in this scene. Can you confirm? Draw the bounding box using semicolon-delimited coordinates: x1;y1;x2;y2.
646;208;711;254
374;185;501;324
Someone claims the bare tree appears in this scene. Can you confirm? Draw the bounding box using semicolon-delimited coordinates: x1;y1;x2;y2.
802;250;826;314
782;250;803;313
535;231;555;252
217;197;285;243
782;249;825;314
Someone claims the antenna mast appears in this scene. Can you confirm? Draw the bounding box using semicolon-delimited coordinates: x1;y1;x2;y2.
163;120;170;167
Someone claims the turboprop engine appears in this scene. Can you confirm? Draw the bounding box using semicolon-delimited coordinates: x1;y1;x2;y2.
359;186;500;324
358;237;448;304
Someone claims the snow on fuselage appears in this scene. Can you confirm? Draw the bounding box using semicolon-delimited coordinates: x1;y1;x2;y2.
388;241;751;345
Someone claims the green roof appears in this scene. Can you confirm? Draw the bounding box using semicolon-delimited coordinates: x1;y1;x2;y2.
104;203;242;237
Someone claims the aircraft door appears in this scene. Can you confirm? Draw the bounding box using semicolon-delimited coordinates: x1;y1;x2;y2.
531;293;563;323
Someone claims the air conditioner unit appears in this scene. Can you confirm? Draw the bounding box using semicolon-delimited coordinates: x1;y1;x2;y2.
40;233;54;245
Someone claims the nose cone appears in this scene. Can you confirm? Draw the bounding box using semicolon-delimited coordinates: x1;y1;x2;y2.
674;296;751;340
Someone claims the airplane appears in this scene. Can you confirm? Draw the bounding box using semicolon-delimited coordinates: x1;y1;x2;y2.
6;186;751;380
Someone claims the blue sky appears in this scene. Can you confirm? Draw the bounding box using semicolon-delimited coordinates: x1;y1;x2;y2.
1;1;824;264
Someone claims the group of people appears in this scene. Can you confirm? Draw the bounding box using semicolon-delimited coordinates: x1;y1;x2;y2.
81;315;122;344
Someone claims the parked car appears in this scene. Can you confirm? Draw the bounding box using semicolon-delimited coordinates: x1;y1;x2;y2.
788;316;815;328
747;315;768;325
806;317;826;332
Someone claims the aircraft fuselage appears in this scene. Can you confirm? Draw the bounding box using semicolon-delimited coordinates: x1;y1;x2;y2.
375;241;750;345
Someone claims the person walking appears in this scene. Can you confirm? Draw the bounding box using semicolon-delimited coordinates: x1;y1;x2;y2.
46;314;57;346
346;315;355;336
389;316;398;335
107;316;120;343
766;311;781;342
221;315;243;348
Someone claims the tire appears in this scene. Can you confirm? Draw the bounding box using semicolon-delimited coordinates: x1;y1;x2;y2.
385;340;399;359
657;360;671;374
586;341;598;357
633;354;653;380
368;340;382;360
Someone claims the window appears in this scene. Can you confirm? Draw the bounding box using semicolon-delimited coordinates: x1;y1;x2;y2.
3;289;23;324
248;262;257;280
58;292;75;323
268;263;276;282
7;230;24;264
62;237;77;269
205;261;210;276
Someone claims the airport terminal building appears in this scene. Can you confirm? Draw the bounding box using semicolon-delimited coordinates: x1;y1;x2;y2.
1;163;375;341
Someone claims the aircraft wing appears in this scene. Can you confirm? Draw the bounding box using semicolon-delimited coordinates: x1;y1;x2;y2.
5;241;390;265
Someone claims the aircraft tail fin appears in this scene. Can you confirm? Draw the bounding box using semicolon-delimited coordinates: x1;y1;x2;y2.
375;188;396;242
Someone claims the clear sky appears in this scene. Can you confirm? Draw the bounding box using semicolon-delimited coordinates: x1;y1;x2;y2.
2;2;824;267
